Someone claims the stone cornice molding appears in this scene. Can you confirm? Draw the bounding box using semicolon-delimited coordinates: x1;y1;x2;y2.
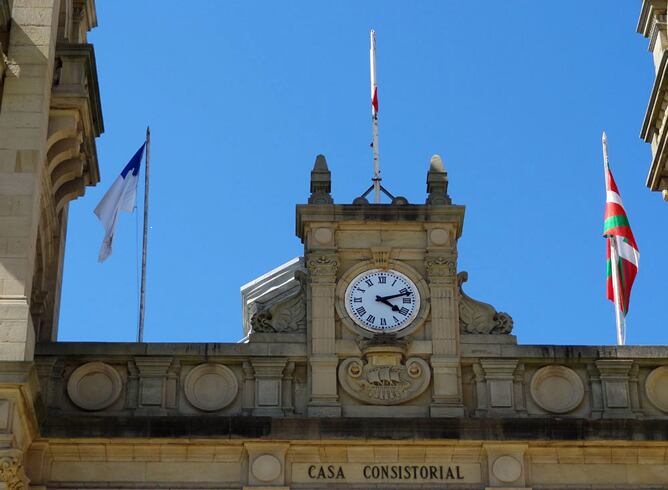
0;449;29;490
53;43;104;137
638;0;666;37
648;14;667;53
296;204;465;242
640;50;668;193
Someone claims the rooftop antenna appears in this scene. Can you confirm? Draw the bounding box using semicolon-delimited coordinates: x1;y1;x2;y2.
370;29;381;203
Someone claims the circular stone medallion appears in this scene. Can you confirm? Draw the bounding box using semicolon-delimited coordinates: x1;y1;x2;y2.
184;363;238;411
429;228;449;246
252;454;282;482
313;227;332;244
492;455;522;483
530;365;584;414
67;362;123;411
645;366;668;412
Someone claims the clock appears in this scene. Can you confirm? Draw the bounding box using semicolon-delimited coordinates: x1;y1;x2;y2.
344;269;421;333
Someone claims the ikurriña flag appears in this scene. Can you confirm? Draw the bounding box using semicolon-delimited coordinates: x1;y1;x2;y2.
94;143;146;262
603;163;639;315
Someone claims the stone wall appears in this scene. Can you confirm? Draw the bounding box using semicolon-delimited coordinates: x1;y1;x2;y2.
33;341;668;421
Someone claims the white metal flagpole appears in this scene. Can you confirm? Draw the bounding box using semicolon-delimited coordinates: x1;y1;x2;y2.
609;237;626;345
601;131;625;346
137;126;151;343
370;29;381;203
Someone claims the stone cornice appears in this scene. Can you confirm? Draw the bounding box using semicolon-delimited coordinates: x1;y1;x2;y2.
39;415;668;441
54;43;104;137
35;341;668;359
640;49;668;192
637;0;666;37
296;203;466;242
641;50;668;143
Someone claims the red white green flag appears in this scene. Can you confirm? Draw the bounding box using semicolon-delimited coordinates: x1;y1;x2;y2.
603;162;639;316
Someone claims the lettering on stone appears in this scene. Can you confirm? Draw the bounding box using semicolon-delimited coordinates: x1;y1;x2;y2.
293;463;480;484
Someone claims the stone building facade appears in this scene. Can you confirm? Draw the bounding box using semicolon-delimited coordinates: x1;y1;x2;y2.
639;0;668;200
1;2;668;490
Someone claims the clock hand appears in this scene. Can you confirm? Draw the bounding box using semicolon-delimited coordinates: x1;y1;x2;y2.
375;295;400;311
377;291;412;301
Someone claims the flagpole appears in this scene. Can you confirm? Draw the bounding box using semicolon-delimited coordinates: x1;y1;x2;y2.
609;237;626;345
370;29;381;203
602;131;625;346
137;126;150;343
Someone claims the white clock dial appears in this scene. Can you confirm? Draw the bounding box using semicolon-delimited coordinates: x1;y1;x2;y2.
344;269;420;333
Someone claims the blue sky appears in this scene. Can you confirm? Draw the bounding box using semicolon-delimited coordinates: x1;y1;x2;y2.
59;1;665;345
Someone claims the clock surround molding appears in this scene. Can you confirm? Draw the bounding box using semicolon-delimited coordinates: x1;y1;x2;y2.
335;259;430;339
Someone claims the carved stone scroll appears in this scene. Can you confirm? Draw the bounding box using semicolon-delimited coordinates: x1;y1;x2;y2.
0;450;28;490
457;271;513;334
339;343;430;405
425;254;456;284
306;253;339;279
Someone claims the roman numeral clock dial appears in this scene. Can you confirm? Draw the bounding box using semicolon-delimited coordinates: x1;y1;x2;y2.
344;269;420;333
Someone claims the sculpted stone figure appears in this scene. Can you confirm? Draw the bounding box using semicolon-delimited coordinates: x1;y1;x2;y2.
457;271;513;334
250;272;307;333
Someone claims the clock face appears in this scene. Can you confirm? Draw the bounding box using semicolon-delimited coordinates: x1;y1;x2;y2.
344;269;420;333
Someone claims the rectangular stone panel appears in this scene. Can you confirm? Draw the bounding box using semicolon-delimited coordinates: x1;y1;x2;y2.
145;462;240;482
605;381;629;408
140;378;163;406
0;400;9;431
531;463;627;484
257;379;280;406
50;461;241;483
489;381;513;407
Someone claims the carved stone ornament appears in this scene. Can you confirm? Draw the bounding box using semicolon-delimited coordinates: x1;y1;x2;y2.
306;253;339;277
530;365;585;414
370;247;391;270
338;341;430;405
184;363;239;412
67;361;123;410
645;366;668;413
0;449;29;490
251;272;306;333
458;271;513;334
425;254;456;280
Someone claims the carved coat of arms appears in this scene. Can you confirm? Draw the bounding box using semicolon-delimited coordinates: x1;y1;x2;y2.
338;343;430;405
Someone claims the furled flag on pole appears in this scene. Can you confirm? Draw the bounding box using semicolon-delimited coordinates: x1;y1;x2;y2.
602;132;639;345
94;143;146;262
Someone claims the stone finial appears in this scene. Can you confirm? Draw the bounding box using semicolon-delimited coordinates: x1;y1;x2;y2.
308;154;333;204
426;154;451;205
